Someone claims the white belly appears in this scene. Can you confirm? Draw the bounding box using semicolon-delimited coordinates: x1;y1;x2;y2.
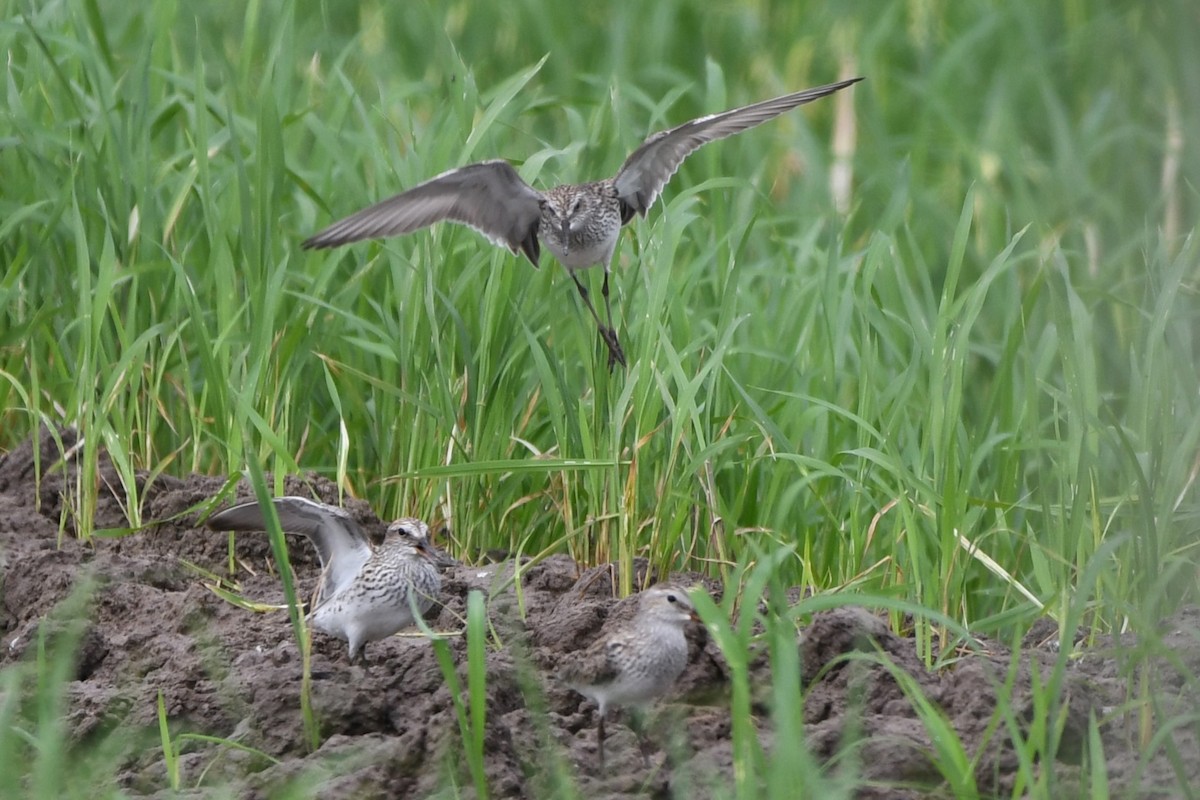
544;227;620;271
309;589;426;642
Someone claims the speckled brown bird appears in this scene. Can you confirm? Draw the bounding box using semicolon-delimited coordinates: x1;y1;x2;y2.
207;496;441;662
559;585;699;764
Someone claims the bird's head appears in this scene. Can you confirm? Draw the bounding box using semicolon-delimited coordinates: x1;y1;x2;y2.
642;585;701;625
386;517;435;559
541;187;591;254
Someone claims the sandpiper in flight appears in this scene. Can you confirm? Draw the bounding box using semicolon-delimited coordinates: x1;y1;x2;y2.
303;77;863;369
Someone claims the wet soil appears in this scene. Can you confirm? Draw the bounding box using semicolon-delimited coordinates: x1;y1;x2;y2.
1;431;1198;798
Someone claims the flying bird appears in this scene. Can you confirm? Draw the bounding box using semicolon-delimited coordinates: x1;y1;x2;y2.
303;77;863;368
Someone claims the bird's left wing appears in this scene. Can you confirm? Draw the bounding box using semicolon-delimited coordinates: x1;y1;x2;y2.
612;77;862;217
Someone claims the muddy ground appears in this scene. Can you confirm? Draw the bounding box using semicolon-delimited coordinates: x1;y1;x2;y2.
1;431;1198;798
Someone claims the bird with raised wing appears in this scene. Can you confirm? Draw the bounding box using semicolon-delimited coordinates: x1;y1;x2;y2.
303;77;863;369
207;496;442;663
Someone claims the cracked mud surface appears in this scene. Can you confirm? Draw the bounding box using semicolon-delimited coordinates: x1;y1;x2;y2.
1;432;1197;798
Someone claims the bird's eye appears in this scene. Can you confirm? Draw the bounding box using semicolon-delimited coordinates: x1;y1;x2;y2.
667;594;677;603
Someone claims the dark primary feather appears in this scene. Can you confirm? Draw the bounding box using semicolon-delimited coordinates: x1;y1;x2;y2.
301;160;545;265
612;77;863;216
207;496;372;598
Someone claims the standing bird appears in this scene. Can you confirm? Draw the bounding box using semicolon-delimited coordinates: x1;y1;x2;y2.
207;496;442;663
559;585;699;765
303;77;863;369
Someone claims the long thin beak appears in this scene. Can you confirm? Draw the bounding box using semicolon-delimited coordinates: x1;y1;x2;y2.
561;219;571;254
415;539;437;561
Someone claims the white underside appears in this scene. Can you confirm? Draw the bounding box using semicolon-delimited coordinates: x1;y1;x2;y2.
547;232;620;271
576;673;672;716
309;590;430;645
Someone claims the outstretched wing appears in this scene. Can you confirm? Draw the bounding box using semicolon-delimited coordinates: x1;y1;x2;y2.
207;496;372;598
302;160;545;266
612;77;863;216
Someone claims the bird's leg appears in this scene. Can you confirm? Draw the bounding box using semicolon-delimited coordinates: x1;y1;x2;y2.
348;642;372;674
568;270;627;370
599;268;627;370
596;711;607;769
623;708;658;768
359;646;375;676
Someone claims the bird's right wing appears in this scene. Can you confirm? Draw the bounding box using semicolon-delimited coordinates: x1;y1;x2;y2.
302;160;545;266
207;496;372;597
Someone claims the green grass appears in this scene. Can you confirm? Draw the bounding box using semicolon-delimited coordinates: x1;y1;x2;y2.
1;0;1197;796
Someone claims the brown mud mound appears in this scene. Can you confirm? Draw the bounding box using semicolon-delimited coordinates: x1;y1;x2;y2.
1;435;1198;798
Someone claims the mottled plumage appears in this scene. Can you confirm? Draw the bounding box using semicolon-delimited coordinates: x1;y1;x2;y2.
559;585;698;764
207;496;441;662
303;78;863;369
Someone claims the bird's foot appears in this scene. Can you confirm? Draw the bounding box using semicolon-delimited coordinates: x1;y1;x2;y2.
600;327;627;370
347;647;373;675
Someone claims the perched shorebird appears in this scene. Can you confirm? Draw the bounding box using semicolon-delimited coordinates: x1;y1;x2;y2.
303;77;863;369
559;585;699;765
207;496;442;662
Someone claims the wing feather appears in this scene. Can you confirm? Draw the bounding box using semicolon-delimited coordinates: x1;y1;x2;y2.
302;160;544;265
613;77;862;215
207;496;372;598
